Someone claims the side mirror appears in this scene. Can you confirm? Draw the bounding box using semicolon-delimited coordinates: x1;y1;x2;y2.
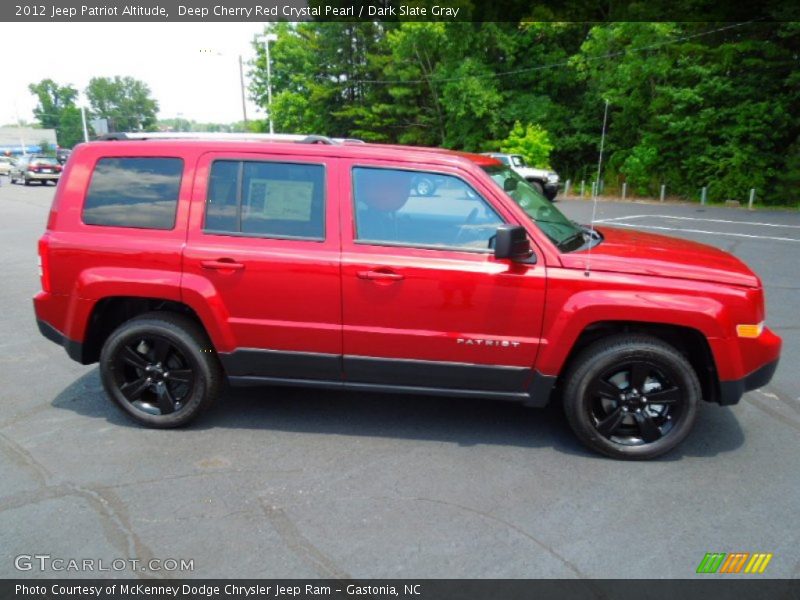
494;225;536;263
503;178;517;192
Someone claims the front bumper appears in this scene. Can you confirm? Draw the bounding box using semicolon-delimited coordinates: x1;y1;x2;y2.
718;358;780;406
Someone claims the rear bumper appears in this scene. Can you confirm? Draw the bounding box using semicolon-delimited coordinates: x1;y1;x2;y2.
718;358;780;406
36;318;84;363
24;172;60;181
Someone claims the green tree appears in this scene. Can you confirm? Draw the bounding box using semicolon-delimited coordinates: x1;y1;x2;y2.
85;76;159;132
500;122;554;168
28;79;84;148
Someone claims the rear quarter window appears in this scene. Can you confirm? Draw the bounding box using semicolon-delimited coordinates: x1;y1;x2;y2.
82;157;184;229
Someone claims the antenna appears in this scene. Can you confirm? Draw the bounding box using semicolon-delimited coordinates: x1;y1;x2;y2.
584;98;610;277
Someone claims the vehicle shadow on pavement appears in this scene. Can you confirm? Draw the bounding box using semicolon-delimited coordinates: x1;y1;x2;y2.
51;369;745;461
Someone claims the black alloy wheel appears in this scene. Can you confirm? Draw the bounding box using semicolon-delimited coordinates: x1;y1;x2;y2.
112;334;194;417
587;360;683;446
100;312;221;427
563;334;700;459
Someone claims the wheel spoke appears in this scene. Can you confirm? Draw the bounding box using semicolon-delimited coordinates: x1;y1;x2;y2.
629;363;649;391
590;378;621;400
156;383;177;414
120;376;149;401
596;407;625;437
633;411;661;443
168;369;193;383
152;338;172;364
122;346;149;370
646;386;681;405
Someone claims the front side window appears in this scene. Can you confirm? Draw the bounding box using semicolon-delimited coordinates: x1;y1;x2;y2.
83;157;183;229
205;160;325;240
511;155;526;167
352;167;504;251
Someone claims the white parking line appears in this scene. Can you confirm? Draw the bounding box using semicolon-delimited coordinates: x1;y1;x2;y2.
601;222;800;243
596;214;800;229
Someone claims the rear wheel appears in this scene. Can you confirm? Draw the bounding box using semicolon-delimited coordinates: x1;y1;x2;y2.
562;334;699;460
99;312;221;428
24;177;31;186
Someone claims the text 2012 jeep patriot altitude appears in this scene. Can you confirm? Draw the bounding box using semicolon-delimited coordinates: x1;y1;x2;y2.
34;133;781;459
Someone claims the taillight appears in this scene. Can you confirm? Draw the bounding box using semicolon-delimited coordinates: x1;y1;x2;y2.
38;237;51;293
28;164;38;172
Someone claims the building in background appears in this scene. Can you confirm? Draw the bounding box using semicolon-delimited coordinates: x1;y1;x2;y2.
0;127;58;156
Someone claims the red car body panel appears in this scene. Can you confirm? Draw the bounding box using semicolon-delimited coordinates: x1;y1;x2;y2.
33;139;781;406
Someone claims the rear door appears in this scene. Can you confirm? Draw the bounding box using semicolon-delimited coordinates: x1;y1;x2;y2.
183;151;342;381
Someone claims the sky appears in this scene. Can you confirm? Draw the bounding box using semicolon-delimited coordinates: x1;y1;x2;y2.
0;22;272;127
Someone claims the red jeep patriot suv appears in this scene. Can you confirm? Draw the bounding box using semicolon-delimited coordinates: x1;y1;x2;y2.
34;133;781;459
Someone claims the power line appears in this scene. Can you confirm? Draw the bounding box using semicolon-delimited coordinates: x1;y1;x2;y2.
335;21;760;86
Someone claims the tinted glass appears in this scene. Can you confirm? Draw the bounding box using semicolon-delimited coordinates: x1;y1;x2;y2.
353;167;504;251
205;160;325;240
83;158;183;229
483;165;584;251
33;157;59;166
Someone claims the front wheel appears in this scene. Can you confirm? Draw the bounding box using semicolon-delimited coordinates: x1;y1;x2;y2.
414;177;436;196
562;334;700;460
99;312;221;428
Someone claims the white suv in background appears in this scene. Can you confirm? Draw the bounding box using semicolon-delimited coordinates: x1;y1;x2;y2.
482;153;560;201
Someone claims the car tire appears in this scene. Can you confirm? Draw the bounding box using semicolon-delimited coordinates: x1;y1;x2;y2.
414;177;436;196
99;312;222;428
528;180;544;195
24;177;31;186
562;334;700;460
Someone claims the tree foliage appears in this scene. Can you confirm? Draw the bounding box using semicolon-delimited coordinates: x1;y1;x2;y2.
500;122;554;168
85;76;159;132
248;21;799;205
28;79;83;148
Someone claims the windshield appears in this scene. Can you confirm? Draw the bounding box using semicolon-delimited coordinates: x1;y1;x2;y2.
482;165;586;252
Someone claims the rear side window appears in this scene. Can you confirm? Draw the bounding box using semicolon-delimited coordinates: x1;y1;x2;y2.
205;160;325;240
82;157;183;229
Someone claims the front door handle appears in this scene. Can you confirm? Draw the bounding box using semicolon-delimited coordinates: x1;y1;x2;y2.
201;259;245;271
357;269;404;282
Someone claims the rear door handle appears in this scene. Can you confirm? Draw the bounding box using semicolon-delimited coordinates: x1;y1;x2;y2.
357;269;404;281
201;259;245;271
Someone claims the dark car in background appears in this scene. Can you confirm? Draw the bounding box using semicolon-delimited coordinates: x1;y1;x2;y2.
57;148;72;165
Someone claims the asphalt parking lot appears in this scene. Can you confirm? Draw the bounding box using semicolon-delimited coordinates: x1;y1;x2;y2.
1;180;798;579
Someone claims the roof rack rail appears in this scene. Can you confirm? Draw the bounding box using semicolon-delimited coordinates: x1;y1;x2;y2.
94;132;362;145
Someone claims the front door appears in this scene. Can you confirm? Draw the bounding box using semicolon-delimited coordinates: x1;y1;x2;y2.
183;152;342;381
340;161;547;395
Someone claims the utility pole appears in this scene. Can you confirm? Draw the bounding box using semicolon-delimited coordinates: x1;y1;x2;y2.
238;54;248;127
263;33;278;135
14;103;27;155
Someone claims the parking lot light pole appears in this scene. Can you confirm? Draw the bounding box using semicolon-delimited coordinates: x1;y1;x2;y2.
81;106;89;143
262;33;278;135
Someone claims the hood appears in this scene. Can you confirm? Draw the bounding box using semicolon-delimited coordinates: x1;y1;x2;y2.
516;166;550;178
559;226;760;288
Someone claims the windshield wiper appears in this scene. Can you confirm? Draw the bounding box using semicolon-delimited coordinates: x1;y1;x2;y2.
557;231;586;251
